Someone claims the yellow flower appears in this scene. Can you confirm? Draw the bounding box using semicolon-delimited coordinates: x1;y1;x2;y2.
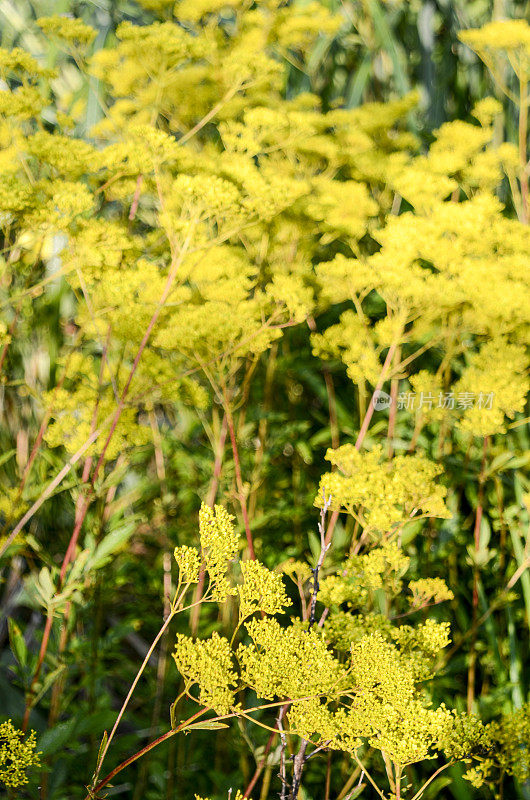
0;721;40;789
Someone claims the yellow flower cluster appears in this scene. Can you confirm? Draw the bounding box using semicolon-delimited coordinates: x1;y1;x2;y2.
173;631;237;715
311;310;381;386
237;559;290;621
490;703;530;785
271;1;342;52
0;721;40;789
455;339;529;436
316;444;450;535
288;696;365;753
440;704;530;789
26;131;97;179
0;85;45;119
173;545;201;584
37;15;97;47
288;629;453;766
310;88;529;432
43;356;151;461
199;503;239;602
168;504;468;780
367;193;530;337
0;46;54;80
408;577;454;607
238;617;346;700
459;20;530;81
318;541;411;609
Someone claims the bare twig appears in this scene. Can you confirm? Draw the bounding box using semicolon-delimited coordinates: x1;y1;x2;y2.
289;494;332;798
290;740;308;800
278;705;288;800
308;492;332;630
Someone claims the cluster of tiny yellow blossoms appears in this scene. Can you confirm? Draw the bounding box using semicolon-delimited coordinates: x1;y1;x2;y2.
318;541;411;610
173;631;238;715
459;19;530;82
349;632;452;765
238;616;346;701
0;721;40;789
316;444;450;535
198;503;239;602
173;545;201;584
488;704;530;785
237;559;290;620
37;15;97;47
408;577;455;607
311;309;382;386
169;504;472;782
455;339;529;436
42;355;151;461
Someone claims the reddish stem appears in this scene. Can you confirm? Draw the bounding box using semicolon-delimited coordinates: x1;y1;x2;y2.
22;609;53;732
87;709;206;799
129;175;143;221
243;728;277;797
354;341;397;451
225;401;256;560
190;413;228;635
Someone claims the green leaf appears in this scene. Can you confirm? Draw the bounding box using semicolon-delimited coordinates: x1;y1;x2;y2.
186;721;229;731
367;0;409;96
89;519;137;570
34;567;55;607
96;731;108;773
32;664;66;708
509;523;530;629
346;53;372;108
8;618;27;667
37;717;78;756
479;514;491;551
0;448;15;467
348;786;366;799
487;451;515;475
170;699;178;730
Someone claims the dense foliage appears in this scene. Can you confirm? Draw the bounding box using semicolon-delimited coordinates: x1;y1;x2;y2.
0;2;529;800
